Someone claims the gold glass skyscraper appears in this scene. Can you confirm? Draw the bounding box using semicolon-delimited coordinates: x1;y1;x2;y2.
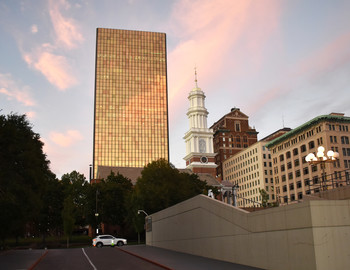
93;28;169;178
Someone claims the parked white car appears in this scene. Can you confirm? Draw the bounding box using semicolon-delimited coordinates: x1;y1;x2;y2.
92;234;127;247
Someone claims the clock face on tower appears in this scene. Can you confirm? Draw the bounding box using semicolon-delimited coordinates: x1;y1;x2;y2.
199;138;206;153
200;156;208;163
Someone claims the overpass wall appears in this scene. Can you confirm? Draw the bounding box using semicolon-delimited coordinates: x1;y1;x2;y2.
146;195;350;270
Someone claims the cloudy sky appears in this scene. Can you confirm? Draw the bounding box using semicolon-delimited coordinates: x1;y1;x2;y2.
1;0;350;179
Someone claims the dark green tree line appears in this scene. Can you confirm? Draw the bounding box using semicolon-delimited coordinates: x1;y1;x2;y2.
0;113;56;244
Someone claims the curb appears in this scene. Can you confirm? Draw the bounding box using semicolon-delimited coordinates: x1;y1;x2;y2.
117;247;173;270
28;249;49;270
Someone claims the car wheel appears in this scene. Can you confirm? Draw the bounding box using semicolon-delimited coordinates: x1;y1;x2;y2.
96;242;103;248
117;241;124;247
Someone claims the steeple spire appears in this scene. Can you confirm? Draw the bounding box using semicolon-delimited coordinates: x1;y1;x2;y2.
194;66;198;88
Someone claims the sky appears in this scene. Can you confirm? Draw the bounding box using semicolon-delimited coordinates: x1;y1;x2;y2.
1;0;350;180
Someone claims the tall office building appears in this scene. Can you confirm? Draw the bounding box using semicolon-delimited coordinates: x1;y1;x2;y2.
93;28;169;178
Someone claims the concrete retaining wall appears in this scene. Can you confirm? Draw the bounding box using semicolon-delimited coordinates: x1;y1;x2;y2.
146;195;350;270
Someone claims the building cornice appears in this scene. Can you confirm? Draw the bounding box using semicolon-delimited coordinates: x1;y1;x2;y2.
265;114;350;149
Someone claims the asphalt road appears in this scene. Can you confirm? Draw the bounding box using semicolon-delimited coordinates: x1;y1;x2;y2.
0;247;166;270
1;246;262;270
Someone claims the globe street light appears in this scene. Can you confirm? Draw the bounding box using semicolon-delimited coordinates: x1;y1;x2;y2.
305;146;339;190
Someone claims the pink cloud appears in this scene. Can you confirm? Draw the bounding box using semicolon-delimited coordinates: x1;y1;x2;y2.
25;111;36;119
49;130;83;147
0;73;36;106
167;0;281;123
30;51;78;90
49;0;84;49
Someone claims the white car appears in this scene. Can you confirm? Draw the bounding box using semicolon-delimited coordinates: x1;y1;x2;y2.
92;234;127;247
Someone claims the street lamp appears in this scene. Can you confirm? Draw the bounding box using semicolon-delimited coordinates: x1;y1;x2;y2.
137;210;149;244
305;146;339;190
137;210;149;216
232;184;239;207
95;190;99;234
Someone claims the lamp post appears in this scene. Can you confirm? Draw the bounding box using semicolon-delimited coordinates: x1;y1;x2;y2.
305;146;339;191
232;184;239;207
137;210;149;244
95;190;99;234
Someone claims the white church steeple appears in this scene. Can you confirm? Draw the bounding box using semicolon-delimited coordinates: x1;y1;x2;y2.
183;68;217;176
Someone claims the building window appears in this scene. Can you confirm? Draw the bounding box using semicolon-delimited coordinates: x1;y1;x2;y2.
282;175;286;182
235;122;241;132
287;162;292;169
288;172;293;180
294;159;300;167
341;136;349;144
308;141;315;149
303;167;309;175
297;181;302;188
282;185;287;192
286;151;291;159
293;148;298;156
298;192;303;200
300;145;307;152
290;183;294;190
291;194;295;201
281;164;285;172
295;170;301;178
279;154;284;161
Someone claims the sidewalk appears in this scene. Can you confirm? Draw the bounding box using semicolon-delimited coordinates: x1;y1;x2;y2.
121;245;262;270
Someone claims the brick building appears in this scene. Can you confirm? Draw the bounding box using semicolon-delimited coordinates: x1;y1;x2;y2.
210;108;258;178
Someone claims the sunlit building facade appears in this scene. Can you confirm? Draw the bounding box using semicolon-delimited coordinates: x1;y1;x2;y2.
266;113;350;205
93;28;169;178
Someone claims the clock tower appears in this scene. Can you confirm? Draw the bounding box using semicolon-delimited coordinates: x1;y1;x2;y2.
183;69;217;177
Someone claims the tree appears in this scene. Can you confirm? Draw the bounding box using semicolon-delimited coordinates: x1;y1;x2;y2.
37;177;64;244
259;188;269;207
133;159;208;216
62;195;75;248
99;172;133;227
61;171;89;227
0;113;55;245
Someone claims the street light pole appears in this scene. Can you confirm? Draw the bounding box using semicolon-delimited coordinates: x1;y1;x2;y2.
95;190;99;234
137;210;149;244
305;146;339;191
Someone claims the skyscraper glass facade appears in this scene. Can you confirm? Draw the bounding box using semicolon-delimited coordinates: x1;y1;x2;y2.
93;28;169;178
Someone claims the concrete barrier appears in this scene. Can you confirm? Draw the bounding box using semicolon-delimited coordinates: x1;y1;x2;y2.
146;195;350;270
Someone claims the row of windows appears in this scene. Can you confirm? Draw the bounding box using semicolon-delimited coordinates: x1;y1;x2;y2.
329;124;349;132
222;136;248;142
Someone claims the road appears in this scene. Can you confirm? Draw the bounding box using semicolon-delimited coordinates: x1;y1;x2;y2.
1;245;262;270
0;247;166;270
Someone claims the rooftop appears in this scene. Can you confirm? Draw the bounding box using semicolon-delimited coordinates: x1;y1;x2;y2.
265;113;350;148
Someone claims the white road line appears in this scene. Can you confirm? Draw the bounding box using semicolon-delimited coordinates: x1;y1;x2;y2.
82;248;97;270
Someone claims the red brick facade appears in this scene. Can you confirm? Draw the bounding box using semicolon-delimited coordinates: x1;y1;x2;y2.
210;108;258;178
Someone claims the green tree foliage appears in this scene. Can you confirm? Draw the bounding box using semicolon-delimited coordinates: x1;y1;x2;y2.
61;171;89;227
62;195;75;248
259;188;269;207
99;172;133;226
37;177;64;243
133;159;207;216
0;113;55;243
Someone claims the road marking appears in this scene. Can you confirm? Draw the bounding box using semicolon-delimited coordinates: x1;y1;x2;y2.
82;248;97;270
